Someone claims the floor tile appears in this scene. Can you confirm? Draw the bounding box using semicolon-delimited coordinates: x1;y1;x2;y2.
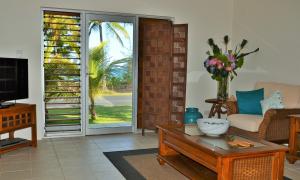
0;170;32;180
1;132;299;179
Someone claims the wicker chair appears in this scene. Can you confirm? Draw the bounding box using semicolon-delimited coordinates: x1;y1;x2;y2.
227;100;300;143
227;82;300;143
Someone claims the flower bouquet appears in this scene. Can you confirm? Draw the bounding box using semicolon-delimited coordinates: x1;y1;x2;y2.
204;35;259;100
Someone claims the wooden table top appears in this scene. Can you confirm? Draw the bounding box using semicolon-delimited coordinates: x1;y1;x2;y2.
289;114;300;118
158;125;288;157
205;98;227;104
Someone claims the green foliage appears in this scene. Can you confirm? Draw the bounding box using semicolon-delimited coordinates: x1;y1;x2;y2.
240;39;248;49
212;44;221;55
89;21;130;47
224;35;229;45
43;13;81;102
204;35;259;81
208;38;215;47
236;57;244;68
88;21;132;120
88;42;132;98
88;42;107;99
44;13;133;121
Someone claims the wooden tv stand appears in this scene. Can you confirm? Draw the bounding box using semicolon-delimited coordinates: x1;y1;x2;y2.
0;103;37;154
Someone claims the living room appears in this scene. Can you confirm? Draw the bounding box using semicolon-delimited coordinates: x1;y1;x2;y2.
0;0;299;179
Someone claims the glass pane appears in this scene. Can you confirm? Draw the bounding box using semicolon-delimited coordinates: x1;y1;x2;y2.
43;11;82;133
198;135;265;150
88;20;133;128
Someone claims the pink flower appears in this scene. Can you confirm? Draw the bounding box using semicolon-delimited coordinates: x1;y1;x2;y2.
231;63;236;69
208;58;218;65
227;54;236;62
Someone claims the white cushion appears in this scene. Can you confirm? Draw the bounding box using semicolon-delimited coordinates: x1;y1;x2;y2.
255;82;300;108
260;90;284;115
227;114;264;132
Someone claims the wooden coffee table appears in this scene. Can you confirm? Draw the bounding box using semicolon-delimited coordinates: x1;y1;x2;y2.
157;125;288;180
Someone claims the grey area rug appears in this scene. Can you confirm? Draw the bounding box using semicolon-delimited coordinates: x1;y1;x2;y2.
103;148;292;180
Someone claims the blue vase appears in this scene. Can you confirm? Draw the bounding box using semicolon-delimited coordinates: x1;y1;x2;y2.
184;107;203;124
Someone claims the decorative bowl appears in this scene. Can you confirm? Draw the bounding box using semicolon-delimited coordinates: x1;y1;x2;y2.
197;118;230;137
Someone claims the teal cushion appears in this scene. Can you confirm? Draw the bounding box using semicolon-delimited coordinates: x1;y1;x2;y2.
260;90;284;115
236;88;264;115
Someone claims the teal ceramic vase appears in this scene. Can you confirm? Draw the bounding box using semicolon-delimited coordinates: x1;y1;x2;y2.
184;107;203;124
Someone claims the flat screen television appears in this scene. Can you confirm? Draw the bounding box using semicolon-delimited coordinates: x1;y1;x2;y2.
0;58;28;106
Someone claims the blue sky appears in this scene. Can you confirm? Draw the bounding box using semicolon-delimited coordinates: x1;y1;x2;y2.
88;22;133;62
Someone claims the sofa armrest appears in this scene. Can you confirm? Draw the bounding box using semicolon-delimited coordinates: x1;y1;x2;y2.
258;108;300;140
226;100;238;115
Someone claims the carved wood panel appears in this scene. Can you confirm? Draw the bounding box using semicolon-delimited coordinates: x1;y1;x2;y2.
170;24;188;126
138;18;172;130
138;20;188;131
0;104;36;133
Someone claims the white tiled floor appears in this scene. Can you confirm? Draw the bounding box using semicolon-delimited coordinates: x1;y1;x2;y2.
0;133;300;180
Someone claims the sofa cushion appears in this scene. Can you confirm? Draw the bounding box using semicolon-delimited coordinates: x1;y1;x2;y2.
227;114;264;132
236;88;264;115
260;90;284;115
255;82;300;108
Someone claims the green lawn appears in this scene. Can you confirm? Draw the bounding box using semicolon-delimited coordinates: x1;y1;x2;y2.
46;108;81;125
89;105;132;124
46;105;132;125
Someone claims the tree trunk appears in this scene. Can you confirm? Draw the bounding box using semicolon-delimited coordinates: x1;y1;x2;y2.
89;96;97;120
99;25;103;42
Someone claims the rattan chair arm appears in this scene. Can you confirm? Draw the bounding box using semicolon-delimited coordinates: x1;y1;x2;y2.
258;108;300;139
257;109;277;139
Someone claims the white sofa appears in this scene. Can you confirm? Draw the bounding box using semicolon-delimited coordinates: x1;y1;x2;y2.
227;82;300;142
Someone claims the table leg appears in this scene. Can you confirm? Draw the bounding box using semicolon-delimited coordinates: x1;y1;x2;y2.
158;129;176;155
208;103;216;118
218;158;230;180
287;117;297;164
157;157;166;165
31;124;37;147
216;104;221;118
9;131;14;140
276;152;285;179
142;128;145;136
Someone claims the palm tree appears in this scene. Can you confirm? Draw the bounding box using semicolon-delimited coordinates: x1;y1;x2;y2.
44;14;81;99
88;42;132;120
89;20;129;46
89;21;130;91
43;13;82;123
88;20;132;120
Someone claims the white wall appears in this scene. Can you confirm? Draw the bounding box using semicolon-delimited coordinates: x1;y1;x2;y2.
231;0;300;92
0;0;233;139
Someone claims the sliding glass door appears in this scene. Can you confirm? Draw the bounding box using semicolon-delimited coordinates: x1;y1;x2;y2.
85;14;135;135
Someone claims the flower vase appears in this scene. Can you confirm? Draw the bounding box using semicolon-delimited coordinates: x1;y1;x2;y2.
217;76;229;100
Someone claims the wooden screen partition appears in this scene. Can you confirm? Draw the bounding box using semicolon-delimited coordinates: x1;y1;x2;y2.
138;18;173;134
170;24;188;127
138;18;188;134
